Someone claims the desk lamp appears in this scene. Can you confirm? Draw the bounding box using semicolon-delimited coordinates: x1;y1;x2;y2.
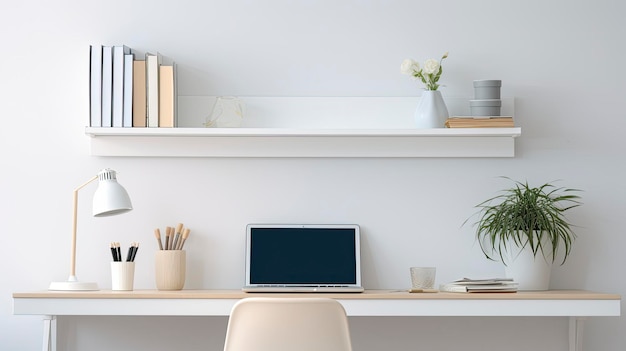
49;169;133;291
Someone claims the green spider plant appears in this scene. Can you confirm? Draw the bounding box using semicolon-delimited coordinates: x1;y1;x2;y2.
467;178;582;265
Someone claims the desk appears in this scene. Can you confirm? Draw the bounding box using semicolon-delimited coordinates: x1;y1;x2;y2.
13;289;620;351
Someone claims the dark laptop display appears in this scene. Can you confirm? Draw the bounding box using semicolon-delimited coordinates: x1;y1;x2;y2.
244;224;364;292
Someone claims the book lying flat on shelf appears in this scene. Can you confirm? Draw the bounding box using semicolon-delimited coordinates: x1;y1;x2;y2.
445;116;514;128
439;278;518;293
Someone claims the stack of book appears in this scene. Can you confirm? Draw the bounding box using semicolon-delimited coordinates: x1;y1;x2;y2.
444;116;514;128
89;44;177;128
439;278;518;293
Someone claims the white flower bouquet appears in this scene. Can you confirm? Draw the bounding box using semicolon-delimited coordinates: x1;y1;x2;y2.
401;52;448;91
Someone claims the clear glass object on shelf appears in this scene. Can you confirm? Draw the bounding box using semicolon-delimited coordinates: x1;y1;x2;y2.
204;96;244;128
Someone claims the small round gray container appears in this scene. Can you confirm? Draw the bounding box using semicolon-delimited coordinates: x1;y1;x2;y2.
470;99;502;116
473;80;502;99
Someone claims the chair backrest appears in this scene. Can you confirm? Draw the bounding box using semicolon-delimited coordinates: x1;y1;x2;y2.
223;297;353;351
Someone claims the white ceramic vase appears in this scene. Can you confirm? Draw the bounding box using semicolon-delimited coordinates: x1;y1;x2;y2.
414;90;449;128
504;234;553;291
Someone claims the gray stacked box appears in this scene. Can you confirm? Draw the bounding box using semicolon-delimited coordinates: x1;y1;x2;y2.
470;80;501;116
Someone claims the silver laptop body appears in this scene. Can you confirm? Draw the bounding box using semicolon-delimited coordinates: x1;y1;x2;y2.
243;224;364;293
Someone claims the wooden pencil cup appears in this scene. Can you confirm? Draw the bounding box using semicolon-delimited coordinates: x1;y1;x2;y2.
155;250;186;290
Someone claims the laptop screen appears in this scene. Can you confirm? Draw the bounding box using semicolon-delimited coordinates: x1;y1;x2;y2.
245;224;361;287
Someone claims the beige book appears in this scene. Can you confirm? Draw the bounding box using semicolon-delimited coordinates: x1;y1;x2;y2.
445;116;514;128
132;60;146;127
159;65;175;128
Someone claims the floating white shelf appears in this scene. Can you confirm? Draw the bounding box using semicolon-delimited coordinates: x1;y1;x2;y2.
85;127;521;158
86;96;520;158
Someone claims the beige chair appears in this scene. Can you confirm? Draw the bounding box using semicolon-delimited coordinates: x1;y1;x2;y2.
223;297;353;351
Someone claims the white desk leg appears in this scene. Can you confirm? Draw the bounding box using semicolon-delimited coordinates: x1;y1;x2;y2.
569;317;586;351
42;315;56;351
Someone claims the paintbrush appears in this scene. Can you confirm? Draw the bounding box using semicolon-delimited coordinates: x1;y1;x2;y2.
178;228;190;250
169;226;176;249
154;229;163;250
172;223;183;250
164;226;171;250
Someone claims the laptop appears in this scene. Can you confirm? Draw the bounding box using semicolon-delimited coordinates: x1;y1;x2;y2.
243;224;364;293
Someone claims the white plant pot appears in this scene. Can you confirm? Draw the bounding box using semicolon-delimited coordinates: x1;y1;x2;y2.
503;234;553;290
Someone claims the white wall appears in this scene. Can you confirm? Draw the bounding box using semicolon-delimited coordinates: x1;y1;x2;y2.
2;0;625;350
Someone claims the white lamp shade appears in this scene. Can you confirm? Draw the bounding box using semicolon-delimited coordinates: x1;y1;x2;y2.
92;169;133;217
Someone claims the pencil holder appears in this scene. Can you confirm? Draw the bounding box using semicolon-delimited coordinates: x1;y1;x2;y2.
155;250;186;290
111;262;135;291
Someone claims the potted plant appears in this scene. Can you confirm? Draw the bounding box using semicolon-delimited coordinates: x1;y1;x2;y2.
467;178;582;290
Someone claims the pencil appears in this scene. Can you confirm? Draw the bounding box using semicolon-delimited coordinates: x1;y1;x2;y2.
116;242;122;262
130;242;139;262
110;242;118;261
125;244;133;262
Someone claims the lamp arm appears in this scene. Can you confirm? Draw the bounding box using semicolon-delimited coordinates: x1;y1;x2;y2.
69;175;98;279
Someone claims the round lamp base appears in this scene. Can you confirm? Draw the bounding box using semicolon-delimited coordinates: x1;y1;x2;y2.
49;281;99;291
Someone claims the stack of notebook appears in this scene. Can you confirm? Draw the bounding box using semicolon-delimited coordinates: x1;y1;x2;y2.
439;278;518;293
445;116;514;128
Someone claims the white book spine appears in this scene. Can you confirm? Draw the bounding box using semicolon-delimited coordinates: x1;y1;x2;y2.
101;46;113;127
89;45;102;127
146;53;159;127
123;53;134;127
112;45;130;127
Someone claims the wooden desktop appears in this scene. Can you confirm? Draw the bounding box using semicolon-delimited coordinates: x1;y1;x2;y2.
13;289;621;351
